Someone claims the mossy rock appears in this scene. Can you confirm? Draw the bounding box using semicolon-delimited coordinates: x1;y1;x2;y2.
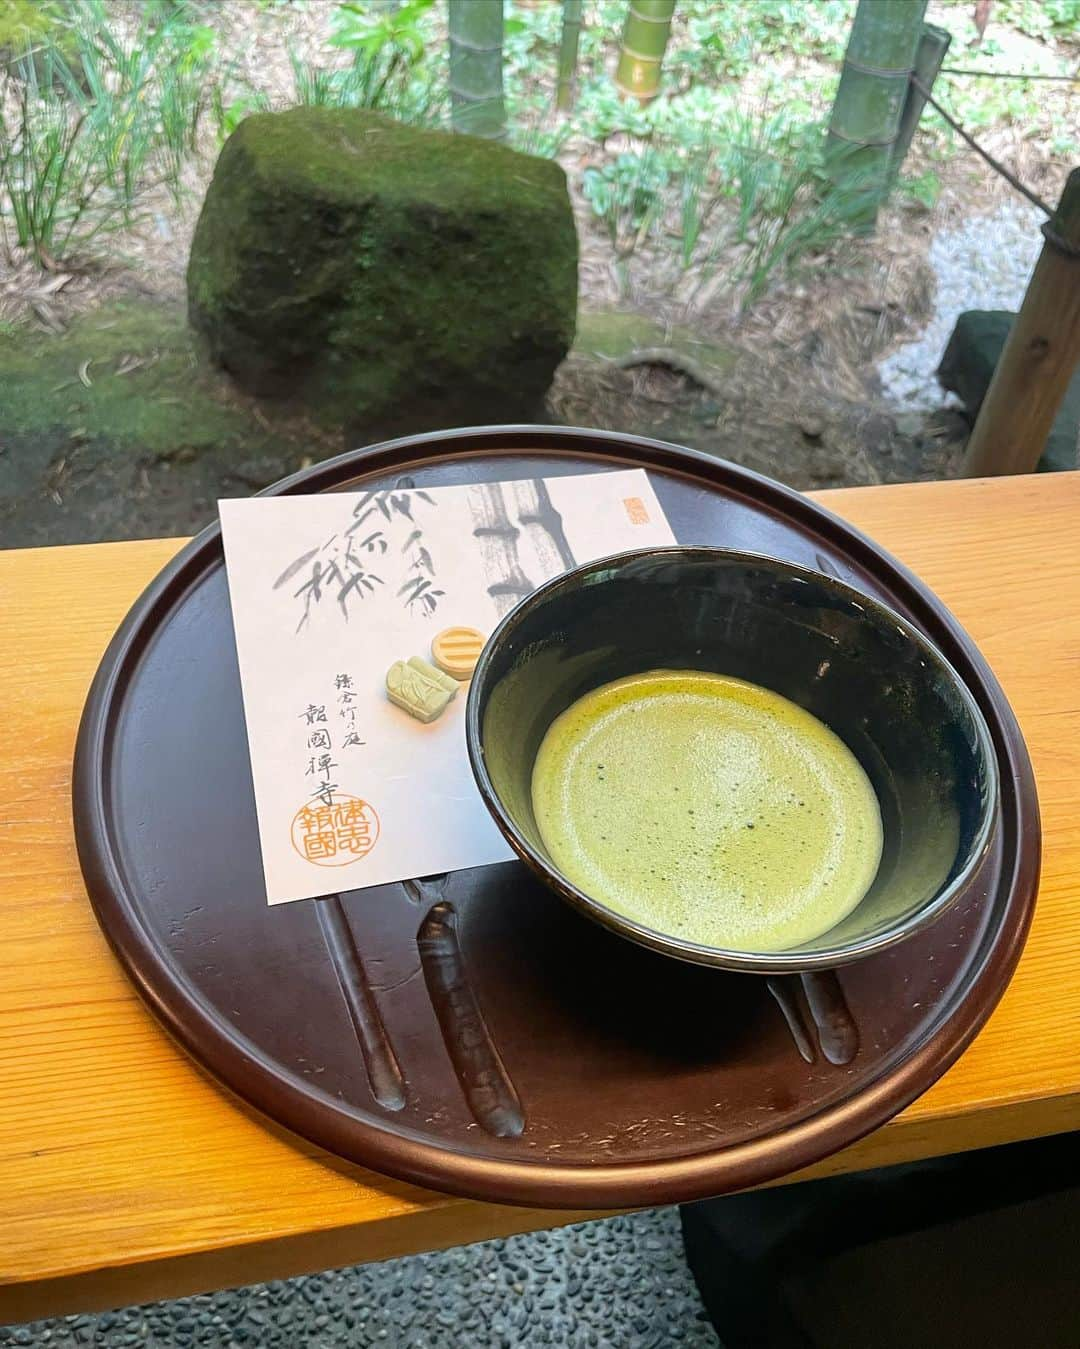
939;311;1079;473
187;107;578;439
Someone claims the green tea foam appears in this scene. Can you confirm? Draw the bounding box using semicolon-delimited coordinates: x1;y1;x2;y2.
531;671;883;952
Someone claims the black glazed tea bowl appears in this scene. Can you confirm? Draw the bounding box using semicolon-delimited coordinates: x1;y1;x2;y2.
465;547;998;974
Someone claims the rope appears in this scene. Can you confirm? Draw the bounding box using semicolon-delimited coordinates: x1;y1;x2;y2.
910;75;1054;217
1041;221;1080;261
940;66;1080;82
827;124;901;149
841;55;912;80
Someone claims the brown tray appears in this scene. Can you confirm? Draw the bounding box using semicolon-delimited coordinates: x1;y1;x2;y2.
73;427;1039;1208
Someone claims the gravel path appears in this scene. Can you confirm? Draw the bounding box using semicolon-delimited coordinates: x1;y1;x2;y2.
877;199;1044;410
1;1209;719;1348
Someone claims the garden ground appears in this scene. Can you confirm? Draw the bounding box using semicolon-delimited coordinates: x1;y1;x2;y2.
1;0;1077;547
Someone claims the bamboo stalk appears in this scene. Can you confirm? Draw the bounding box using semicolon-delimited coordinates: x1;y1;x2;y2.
615;0;675;104
964;170;1080;477
891;22;951;176
556;0;583;113
826;0;927;230
448;0;506;140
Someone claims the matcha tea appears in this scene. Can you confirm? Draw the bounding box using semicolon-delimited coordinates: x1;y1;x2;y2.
531;671;883;952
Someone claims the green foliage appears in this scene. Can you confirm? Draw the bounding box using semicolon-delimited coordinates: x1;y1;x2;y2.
574;80;654;138
899;168;942;212
211;88;270;140
280;50;443;124
675;147;718;267
1044;0;1080;33
509;119;572;160
669;0;852;82
287;53;346;108
994;0;1080;42
2;0;1073;315
917;0;1077;143
738;174;869;303
0;0;216;262
582;149;671;255
329;0;434;65
433;0;1073;306
695;108;873;303
575;95;881;306
212;1;442;137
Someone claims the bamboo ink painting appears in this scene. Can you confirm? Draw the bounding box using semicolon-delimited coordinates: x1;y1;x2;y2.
219;470;675;905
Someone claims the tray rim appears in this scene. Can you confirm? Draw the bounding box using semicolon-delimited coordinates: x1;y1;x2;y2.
72;425;1041;1208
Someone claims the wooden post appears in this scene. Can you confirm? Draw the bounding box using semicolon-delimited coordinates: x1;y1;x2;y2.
891;22;951;176
964;169;1080;477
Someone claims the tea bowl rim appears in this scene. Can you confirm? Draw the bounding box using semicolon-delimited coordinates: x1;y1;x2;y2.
465;544;1000;974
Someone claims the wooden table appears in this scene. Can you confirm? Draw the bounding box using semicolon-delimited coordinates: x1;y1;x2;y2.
2;473;1078;1324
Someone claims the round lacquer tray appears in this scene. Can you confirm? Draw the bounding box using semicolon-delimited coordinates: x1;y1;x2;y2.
73;427;1039;1208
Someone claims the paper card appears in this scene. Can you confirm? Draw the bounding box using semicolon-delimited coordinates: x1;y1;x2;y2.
219;469;676;905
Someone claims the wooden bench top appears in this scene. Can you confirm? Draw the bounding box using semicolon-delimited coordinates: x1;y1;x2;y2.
1;472;1078;1322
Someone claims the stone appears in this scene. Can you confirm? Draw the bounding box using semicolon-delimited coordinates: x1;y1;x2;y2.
938;310;1011;415
188;107;578;441
893;411;924;439
938;310;1080;473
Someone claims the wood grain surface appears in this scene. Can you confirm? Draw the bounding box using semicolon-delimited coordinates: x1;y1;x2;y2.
1;473;1078;1321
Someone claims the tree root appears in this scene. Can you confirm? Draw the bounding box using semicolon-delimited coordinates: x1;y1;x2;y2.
610;347;728;398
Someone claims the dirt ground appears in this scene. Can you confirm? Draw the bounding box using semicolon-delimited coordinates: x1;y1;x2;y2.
0;303;968;550
0;178;967;551
0;250;973;550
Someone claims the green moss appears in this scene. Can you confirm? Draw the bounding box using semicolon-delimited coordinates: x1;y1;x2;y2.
235;107;568;215
187;107;578;434
0;302;302;458
575;310;737;375
0;0;60;47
